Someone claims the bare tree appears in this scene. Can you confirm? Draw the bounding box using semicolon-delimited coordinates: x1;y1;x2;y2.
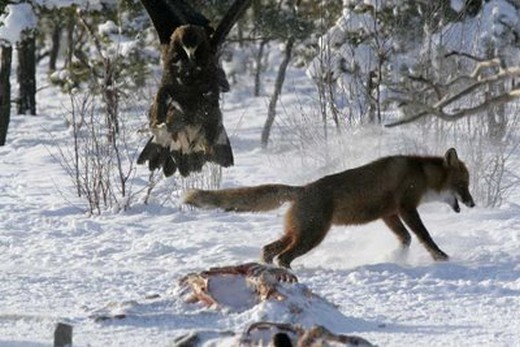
17;32;37;115
261;36;294;147
48;13;63;72
0;43;12;146
77;10;119;139
257;0;313;147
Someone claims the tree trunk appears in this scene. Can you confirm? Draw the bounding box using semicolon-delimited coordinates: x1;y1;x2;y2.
252;0;267;97
484;46;506;140
49;22;62;72
65;12;75;69
254;39;268;97
17;33;37;115
103;58;119;139
261;36;294;148
0;45;12;146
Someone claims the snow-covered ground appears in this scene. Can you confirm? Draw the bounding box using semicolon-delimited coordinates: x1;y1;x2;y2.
0;62;519;346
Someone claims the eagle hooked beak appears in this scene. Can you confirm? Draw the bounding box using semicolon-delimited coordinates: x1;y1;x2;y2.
183;45;197;61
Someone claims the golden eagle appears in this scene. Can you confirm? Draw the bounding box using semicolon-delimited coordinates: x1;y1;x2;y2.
137;0;251;177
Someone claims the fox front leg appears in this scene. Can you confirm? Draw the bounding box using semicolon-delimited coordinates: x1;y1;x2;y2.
398;208;449;261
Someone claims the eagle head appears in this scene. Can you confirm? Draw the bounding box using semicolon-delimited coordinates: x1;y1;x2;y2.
171;24;210;63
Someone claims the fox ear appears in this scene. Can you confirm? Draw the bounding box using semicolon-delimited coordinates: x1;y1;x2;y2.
444;148;459;167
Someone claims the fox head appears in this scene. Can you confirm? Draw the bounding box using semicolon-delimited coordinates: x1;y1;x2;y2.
443;148;475;210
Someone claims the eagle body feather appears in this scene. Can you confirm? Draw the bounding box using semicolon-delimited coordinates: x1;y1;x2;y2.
137;8;244;176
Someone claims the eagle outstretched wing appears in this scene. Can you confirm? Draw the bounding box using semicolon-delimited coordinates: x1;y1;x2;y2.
137;0;251;177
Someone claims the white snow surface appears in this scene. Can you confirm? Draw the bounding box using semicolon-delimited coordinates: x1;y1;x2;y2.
0;61;519;347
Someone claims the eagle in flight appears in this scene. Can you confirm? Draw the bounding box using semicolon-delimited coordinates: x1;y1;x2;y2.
137;0;251;177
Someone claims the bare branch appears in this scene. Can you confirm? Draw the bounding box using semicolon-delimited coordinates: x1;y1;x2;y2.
406;75;443;99
386;59;520;127
444;50;487;62
441;89;520;121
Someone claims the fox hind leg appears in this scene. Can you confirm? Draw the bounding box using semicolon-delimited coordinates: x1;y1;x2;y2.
262;235;292;264
276;199;333;268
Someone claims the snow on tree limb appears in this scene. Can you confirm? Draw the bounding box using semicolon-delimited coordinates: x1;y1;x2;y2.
0;1;108;46
386;60;520;127
0;4;37;45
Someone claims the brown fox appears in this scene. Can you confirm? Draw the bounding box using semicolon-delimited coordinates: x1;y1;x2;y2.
184;148;475;268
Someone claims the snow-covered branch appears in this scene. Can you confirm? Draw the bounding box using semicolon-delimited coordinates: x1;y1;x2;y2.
0;3;37;45
386;60;520;127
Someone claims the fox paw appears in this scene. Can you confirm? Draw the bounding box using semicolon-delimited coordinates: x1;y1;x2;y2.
433;252;449;261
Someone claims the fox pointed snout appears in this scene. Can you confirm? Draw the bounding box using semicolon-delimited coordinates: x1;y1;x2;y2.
465;199;476;208
460;194;475;208
456;188;475;209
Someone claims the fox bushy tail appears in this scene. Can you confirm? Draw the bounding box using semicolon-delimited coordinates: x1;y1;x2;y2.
183;184;302;212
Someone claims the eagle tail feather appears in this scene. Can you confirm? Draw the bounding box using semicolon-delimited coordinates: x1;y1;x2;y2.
137;137;167;171
136;137;155;165
176;152;205;177
209;126;234;167
163;154;177;177
138;125;234;176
